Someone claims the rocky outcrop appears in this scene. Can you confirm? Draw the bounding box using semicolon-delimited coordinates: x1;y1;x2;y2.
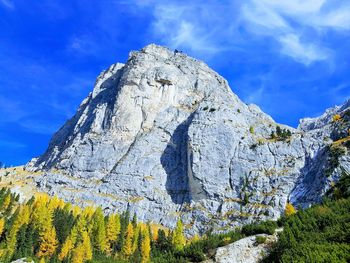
25;44;350;235
11;258;34;263
203;232;279;263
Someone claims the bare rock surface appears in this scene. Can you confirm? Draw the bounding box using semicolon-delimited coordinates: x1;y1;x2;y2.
203;229;282;263
22;44;350;234
11;258;34;263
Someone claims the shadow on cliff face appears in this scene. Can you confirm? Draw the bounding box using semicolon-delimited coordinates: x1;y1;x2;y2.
290;146;330;207
36;66;125;169
161;114;194;204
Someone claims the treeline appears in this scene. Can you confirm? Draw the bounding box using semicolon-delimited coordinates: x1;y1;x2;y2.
0;188;186;263
264;171;350;262
0;187;284;263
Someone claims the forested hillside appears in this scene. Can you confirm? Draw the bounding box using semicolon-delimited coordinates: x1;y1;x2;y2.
0;188;176;263
0;171;349;263
0;187;279;263
264;171;350;262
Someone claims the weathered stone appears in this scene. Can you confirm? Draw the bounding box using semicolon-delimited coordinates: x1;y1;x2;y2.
24;44;350;235
11;258;34;263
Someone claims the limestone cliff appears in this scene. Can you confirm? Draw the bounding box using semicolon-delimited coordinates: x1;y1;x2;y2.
25;44;350;235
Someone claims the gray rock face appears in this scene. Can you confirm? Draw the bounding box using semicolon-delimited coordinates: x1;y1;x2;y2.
26;44;350;234
203;232;279;263
11;258;34;263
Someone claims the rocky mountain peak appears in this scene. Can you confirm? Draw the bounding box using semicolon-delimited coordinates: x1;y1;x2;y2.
25;45;350;235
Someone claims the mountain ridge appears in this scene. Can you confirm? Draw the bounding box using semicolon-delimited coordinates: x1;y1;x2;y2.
19;44;350;235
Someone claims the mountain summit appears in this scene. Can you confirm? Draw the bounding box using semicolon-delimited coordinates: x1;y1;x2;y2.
25;44;350;234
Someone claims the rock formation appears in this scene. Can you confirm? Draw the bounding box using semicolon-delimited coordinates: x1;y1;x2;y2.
25;44;350;235
202;230;281;263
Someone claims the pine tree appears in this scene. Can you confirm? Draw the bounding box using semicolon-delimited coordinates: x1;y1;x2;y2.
141;228;151;263
118;209;130;251
53;208;75;244
122;223;134;258
12;224;26;260
172;219;185;250
132;225;141;253
6;206;29;256
91;207;107;252
132;213;137;228
156;229;171;251
24;223;35;257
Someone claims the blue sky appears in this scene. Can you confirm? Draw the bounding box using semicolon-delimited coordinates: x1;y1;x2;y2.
1;0;350;166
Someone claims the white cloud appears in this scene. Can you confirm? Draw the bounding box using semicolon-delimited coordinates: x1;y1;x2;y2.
278;34;330;65
312;7;350;30
0;0;14;9
67;35;99;55
240;0;350;65
150;3;224;55
246;86;265;104
241;2;289;31
128;0;349;65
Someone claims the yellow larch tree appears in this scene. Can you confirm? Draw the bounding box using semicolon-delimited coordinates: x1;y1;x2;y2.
6;205;32;256
58;238;74;261
106;214;121;253
48;195;64;211
2;194;11;211
122;223;134;258
82;206;95;219
141;228;151;263
285;203;297;216
172;219;185;250
0;218;5;236
37;225;58;258
91;207;107;252
149;224;160;241
71;243;85;263
82;230;93;261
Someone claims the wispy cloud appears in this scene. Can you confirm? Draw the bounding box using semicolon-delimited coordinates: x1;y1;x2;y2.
150;3;228;55
130;0;350;65
0;140;26;149
241;0;350;65
278;34;330;65
0;0;14;9
67;35;99;55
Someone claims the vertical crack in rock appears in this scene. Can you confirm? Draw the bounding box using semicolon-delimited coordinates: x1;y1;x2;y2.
228;157;235;191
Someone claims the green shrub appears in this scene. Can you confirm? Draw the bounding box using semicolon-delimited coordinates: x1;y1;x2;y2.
241;220;277;236
325;145;346;176
255;235;267;244
272;126;292;141
263;197;350;262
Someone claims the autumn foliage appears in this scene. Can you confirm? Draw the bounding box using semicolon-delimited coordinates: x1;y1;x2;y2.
285;203;297;216
0;188;173;263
